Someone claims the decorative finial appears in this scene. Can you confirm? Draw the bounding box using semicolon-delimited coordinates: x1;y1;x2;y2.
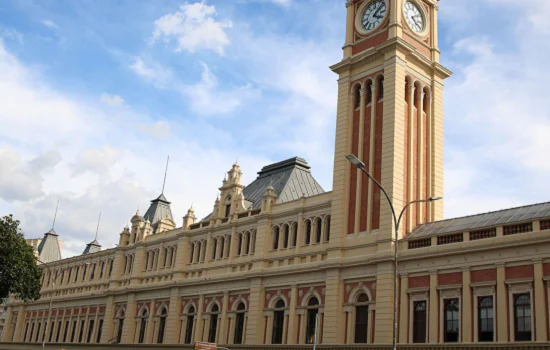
51;199;60;230
161;155;170;195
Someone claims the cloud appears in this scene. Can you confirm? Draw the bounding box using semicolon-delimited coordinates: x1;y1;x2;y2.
41;20;59;30
0;148;61;202
100;93;125;107
1;29;23;44
70;146;122;177
129;57;172;88
152;1;232;55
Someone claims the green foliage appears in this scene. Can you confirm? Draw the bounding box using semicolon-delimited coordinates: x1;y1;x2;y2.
0;215;42;302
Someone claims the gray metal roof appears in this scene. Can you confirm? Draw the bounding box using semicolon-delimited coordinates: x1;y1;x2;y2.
37;229;62;263
407;201;550;239
242;157;324;209
82;239;101;255
143;194;174;230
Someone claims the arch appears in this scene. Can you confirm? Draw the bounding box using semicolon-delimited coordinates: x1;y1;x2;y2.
184;302;197;315
231;296;248;311
236;233;243;256
207;302;220;343
291;222;298;247
184;303;196;344
304;219;312;245
413;81;423;108
351;82;362;109
162;247;168;267
272;226;280;250
138;307;148;344
234;301;246;344
375;74;385;101
301;290;323;307
115;307;126;319
269;295;288;309
348;285;373;303
206;300;221;314
315;217;322;243
305;296;320;344
157;307;168;343
282;224;290;248
224;195;232;217
324;215;331;242
364;78;374;105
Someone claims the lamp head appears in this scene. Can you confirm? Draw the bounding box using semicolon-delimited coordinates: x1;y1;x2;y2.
346;154;366;169
429;196;443;201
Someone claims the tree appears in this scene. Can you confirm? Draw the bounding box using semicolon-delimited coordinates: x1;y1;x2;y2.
0;215;42;302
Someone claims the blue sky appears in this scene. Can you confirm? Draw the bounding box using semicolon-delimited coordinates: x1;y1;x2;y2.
1;0;549;257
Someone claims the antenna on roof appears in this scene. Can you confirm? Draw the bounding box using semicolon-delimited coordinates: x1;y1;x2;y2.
51;199;60;230
161;155;170;195
94;212;102;241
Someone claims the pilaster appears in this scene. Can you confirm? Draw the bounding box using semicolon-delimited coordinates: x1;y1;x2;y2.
121;293;136;343
496;264;508;342
428;271;438;343
462;268;472;343
534;260;547;341
100;296;115;343
374;262;394;343
165;287;181;344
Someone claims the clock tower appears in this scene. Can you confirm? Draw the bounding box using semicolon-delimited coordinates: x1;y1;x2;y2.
328;0;451;342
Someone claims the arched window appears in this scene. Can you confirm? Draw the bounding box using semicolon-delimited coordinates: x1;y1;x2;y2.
108;259;113;277
283;224;289;248
305;297;319;344
354;293;369;343
250;231;256;255
291;222;298;247
325;216;331;242
413;301;427;343
144;252;150;271
212;239;218;260
115;310;125;344
514;294;531;341
196;242;202;263
245;232;251;255
189;243;195;264
478;296;494;342
378;76;384;101
234;302;246;344
74;266;79;283
138;309;148;344
366;81;373;104
444;298;459;342
237;234;242;256
162;247;168;267
305;220;312;245
99;261;104;279
225;196;232;218
354;85;361;109
219;238;225;259
208;304;219;343
157;308;168;343
184;305;196;344
272;227;280;250
315;218;322;243
272;300;285;344
128;255;134;274
171;247;176;266
153;249;159;269
225;236;231;258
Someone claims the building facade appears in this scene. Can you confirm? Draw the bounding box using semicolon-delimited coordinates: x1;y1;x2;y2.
2;0;550;346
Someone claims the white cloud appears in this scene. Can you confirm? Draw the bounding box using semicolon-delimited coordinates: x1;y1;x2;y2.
179;63;259;115
100;93;125;107
1;29;23;44
41;20;59;30
152;1;232;55
129;57;172;88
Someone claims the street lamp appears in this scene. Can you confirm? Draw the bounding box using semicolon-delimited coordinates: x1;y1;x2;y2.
346;154;442;350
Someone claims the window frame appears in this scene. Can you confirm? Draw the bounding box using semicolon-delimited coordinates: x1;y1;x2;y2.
472;283;496;343
408;292;428;344
438;287;461;343
507;282;534;342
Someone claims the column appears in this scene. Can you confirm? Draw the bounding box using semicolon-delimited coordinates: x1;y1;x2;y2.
345;308;353;344
219;292;229;344
287;285;298;344
298;310;306;344
428;271;438;343
282;312;289;344
100;296;115;343
295;213;304;253
496;264;508;342
245;278;264;344
322;268;343;343
462;268;472;342
264;312;273;344
399;274;409;343
343;1;354;58
195;295;204;342
174;236;188;279
146;300;156;343
353;87;366;235
165;287;182;344
534;260;548;341
121;294;136;343
406;84;416;232
426;93;434;221
366;83;377;232
374;262;394;343
417;89;425;224
228;228;237;262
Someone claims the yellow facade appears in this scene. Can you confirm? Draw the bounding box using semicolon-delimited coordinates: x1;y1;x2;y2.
2;0;550;347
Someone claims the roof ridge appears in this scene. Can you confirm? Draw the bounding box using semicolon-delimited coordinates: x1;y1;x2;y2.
423;201;550;226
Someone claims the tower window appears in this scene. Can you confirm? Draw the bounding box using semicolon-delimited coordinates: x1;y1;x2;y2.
378;78;384;101
354;86;361;109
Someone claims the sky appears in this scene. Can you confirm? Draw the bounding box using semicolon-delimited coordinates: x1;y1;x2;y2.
0;0;549;258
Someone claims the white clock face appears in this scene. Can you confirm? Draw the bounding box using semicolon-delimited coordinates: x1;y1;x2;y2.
361;0;387;32
404;1;425;33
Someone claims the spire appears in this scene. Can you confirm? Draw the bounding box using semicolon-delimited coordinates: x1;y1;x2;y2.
94;212;101;241
161;155;169;195
83;212;102;254
51;199;59;230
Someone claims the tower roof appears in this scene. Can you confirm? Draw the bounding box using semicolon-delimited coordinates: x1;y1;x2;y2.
36;229;62;263
143;193;174;230
82;239;101;255
242;157;324;209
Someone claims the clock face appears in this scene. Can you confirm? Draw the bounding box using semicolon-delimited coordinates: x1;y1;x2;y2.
403;1;425;33
361;0;387;32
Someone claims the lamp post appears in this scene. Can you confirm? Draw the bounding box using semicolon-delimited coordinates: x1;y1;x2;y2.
346;154;441;350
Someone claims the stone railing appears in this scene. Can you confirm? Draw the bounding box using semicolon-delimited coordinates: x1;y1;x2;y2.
2;343;550;350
